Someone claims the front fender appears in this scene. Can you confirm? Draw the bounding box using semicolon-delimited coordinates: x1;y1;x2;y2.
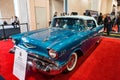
57;47;83;67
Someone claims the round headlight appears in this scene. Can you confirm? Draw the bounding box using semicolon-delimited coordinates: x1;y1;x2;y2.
49;49;58;59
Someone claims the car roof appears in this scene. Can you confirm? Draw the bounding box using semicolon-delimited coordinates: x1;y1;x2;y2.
54;15;95;20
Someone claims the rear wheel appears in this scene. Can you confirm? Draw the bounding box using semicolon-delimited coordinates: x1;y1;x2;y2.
66;52;78;72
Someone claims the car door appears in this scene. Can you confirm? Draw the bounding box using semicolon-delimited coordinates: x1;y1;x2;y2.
87;20;99;46
80;20;98;54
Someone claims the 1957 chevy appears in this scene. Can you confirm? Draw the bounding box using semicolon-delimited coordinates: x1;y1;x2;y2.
10;15;103;75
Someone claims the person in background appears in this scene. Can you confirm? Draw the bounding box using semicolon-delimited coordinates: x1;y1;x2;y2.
11;16;14;26
3;21;8;25
110;14;116;32
11;16;20;28
53;12;57;17
116;14;120;32
104;14;111;35
83;12;86;16
49;12;57;26
97;13;103;25
88;12;91;16
63;12;66;16
104;15;108;31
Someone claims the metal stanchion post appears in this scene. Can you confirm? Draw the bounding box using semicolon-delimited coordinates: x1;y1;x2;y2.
26;23;29;32
2;25;6;40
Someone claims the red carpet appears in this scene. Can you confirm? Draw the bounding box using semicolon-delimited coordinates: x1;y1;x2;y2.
0;39;18;80
0;37;120;80
70;37;120;80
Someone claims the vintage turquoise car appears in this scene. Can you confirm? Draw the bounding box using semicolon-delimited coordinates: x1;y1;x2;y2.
10;15;103;75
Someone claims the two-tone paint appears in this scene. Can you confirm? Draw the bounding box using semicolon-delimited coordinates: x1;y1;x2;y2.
11;15;103;75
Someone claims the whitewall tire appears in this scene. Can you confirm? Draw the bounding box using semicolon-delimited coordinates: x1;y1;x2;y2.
66;52;78;71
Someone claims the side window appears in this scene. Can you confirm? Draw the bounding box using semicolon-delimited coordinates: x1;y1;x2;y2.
85;20;96;30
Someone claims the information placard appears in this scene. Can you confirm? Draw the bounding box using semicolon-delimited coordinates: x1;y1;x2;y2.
13;47;28;80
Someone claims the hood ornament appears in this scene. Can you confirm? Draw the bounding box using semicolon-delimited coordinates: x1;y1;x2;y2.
43;36;49;42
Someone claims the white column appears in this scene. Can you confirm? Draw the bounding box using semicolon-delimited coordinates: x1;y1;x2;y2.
13;0;29;32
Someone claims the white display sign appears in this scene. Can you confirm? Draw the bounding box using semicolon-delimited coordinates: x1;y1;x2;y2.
13;47;28;80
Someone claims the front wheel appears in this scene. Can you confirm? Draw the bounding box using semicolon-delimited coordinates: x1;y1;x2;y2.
66;52;78;72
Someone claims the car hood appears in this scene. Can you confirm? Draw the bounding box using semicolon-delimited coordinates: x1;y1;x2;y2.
28;28;75;42
20;28;77;50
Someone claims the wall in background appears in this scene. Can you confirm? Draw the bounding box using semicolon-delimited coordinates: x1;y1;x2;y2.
0;0;15;24
68;0;89;15
27;0;49;30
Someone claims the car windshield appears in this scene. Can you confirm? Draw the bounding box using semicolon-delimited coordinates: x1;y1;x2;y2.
51;18;85;31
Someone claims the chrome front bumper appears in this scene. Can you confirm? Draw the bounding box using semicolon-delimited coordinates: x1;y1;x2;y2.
27;53;65;75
